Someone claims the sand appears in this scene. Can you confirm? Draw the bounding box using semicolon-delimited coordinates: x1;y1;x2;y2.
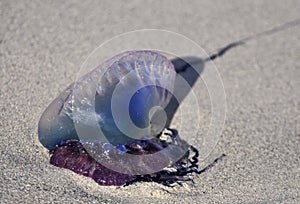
0;0;299;203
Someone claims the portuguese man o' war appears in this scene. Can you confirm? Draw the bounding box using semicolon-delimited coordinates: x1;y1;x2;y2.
38;50;201;186
37;19;300;186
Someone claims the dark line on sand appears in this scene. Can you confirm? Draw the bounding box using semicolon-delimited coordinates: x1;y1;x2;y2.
205;18;300;62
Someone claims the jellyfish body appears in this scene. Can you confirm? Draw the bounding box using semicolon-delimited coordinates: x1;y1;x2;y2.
38;50;176;150
38;50;193;185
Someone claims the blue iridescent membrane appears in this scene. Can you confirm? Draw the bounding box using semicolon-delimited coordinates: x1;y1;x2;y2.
38;50;176;150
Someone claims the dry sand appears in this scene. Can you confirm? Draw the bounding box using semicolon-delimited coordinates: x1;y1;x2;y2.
0;0;299;203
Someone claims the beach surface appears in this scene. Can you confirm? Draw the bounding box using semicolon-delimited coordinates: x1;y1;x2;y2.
1;0;299;203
